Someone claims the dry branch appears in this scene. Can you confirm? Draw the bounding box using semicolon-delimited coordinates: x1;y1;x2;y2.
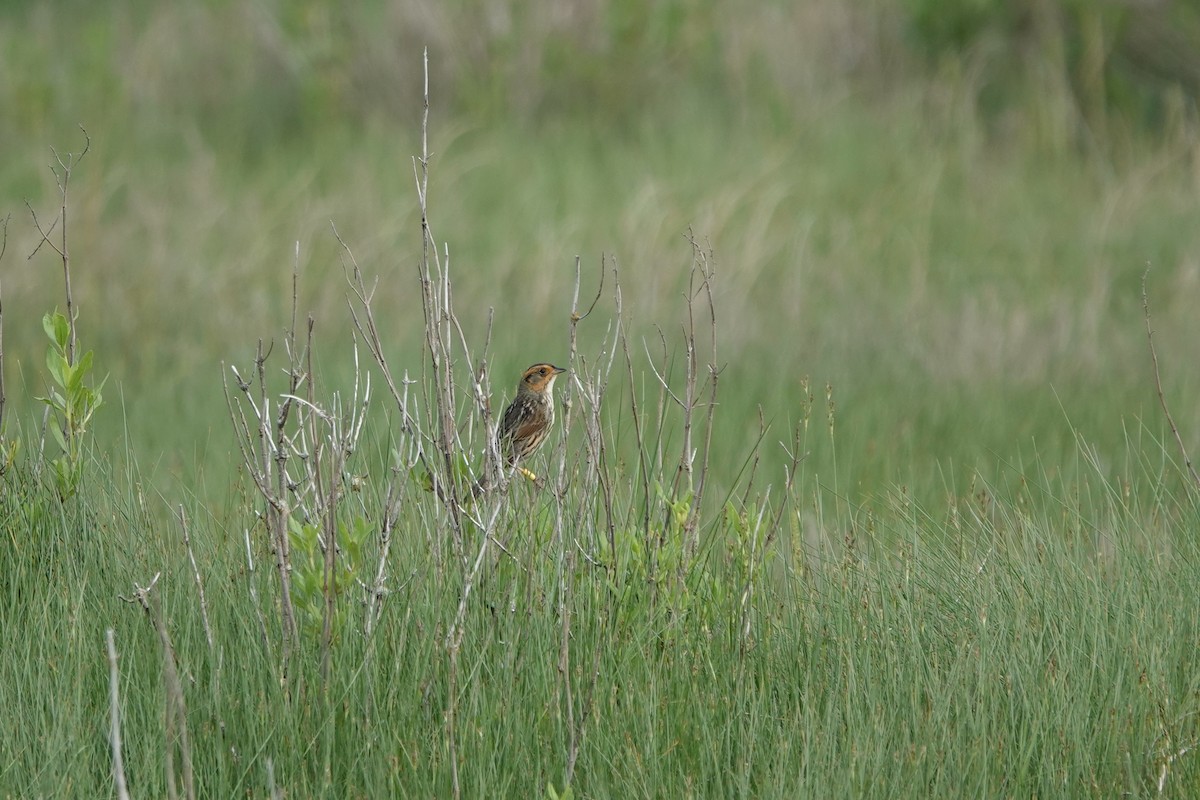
121;574;196;800
105;629;131;800
26;126;90;363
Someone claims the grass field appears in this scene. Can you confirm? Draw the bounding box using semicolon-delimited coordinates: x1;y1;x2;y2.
3;1;1200;797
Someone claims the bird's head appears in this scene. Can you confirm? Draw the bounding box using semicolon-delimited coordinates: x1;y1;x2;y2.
518;363;566;395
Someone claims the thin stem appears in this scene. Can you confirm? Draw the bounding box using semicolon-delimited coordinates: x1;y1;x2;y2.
178;505;213;652
105;629;131;800
1142;267;1200;490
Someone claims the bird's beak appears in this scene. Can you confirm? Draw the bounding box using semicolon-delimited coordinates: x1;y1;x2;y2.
553;365;567;375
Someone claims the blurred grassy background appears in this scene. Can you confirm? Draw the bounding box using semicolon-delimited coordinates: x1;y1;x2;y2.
6;3;1200;796
3;0;1200;504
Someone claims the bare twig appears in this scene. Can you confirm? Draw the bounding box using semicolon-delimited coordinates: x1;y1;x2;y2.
24;202;60;260
632;239;723;590
300;312;339;793
121;574;196;800
27;126;90;363
403;48;473;573
1157;741;1197;794
337;225;443;602
262;342;301;659
551;255;620;787
401;49;507;800
405;47;473;798
592;263;623;585
243;528;272;653
1142;267;1200;490
683;232;721;558
642;340;685;408
223;313;306;686
336;225;436;477
554;258;585;787
105;629;131;800
365;478;402;634
227;229;377;725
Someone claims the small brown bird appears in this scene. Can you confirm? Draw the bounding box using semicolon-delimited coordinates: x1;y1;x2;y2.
475;362;566;495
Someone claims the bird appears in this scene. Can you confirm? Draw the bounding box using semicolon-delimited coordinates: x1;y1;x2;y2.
474;362;566;495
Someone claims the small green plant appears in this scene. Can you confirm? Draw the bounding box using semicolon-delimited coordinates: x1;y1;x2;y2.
287;513;371;637
410;450;473;496
37;310;104;500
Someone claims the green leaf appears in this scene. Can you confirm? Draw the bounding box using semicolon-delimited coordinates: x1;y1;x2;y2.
54;314;70;349
76;396;98;430
42;313;58;345
46;348;68;390
53;458;79;501
345;515;371;546
38;389;67;412
69;386;89;415
50;423;67;452
68;350;94;393
43;312;71;350
410;465;434;493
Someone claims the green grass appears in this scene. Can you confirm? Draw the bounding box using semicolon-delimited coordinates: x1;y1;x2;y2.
4;440;1199;796
3;0;1200;797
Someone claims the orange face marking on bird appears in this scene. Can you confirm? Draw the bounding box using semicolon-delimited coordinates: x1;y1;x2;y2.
517;363;567;395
